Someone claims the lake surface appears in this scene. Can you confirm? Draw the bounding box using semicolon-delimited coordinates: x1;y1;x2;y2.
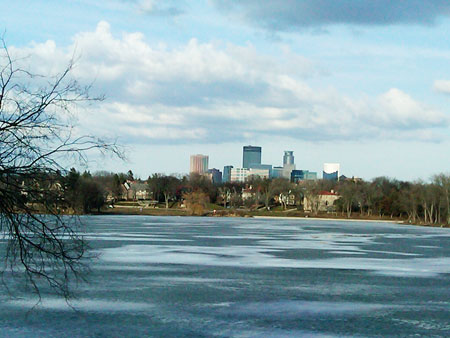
1;216;449;337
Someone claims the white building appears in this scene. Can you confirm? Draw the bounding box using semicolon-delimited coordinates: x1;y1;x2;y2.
323;163;340;180
230;168;249;182
303;190;339;212
248;168;270;180
282;163;296;179
230;168;270;182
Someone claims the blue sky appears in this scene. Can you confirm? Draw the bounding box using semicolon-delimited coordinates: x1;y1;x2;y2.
2;0;450;180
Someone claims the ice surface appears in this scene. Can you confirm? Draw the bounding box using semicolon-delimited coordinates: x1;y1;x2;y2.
6;298;153;312
99;244;450;277
228;300;389;317
85;236;191;242
3;216;448;337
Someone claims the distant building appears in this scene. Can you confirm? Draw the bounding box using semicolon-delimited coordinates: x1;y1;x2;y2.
230;167;270;182
243;145;262;169
208;168;222;184
242;186;256;201
249;163;272;177
305;171;318;180
223;165;233;183
323;163;340;181
123;181;150;201
190;154;209;174
282;164;296;179
248;168;270;180
283;151;294;166
340;175;362;183
303;190;339;213
231;168;249;183
291;170;304;183
291;170;318;183
272;166;284;178
279;151;296;179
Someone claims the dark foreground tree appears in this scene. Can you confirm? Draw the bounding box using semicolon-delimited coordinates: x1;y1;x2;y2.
0;40;120;299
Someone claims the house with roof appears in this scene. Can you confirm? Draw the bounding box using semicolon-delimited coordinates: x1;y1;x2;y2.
303;190;339;213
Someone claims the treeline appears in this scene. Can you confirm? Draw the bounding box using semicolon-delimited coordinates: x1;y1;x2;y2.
335;175;450;225
7;169;133;214
147;173;450;225
62;169;138;213
14;168;450;225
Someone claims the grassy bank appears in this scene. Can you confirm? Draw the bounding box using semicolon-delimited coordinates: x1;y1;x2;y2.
96;203;449;228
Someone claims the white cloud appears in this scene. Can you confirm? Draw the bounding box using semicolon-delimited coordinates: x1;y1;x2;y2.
376;88;446;127
434;80;450;95
9;21;450;145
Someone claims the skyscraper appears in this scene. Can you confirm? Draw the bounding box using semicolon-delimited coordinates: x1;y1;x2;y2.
190;154;209;174
282;150;295;179
223;165;233;183
283;151;294;166
243;145;261;169
208;168;222;184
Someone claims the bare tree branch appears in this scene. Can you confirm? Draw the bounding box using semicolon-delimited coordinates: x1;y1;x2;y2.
0;38;122;300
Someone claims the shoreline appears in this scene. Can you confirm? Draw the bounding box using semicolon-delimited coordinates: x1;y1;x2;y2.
97;208;449;228
252;216;402;223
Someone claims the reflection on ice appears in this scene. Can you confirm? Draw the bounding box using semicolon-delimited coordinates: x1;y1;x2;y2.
228;300;389;317
149;276;227;283
1;216;449;337
7;298;153;312
99;244;450;277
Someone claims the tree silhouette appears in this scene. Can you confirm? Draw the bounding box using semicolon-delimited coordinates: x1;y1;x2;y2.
0;39;121;299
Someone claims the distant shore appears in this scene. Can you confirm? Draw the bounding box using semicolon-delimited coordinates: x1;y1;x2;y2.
97;205;449;228
252;216;401;223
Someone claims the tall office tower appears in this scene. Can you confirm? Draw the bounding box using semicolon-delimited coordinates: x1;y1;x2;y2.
223;165;233;183
283;151;294;166
282;151;296;179
323;163;340;181
190;154;209;174
208;168;222;185
243;145;262;169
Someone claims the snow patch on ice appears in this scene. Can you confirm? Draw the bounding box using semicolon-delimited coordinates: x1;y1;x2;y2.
99;244;450;277
7;298;153;312
228;300;389;317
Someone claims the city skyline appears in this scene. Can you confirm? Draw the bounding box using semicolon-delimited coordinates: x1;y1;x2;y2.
188;146;321;183
3;1;450;181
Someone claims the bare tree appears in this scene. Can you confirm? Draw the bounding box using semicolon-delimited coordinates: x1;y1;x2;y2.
432;174;450;225
148;174;180;209
0;40;120;299
301;180;321;215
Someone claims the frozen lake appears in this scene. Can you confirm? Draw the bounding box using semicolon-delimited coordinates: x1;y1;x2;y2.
1;216;449;337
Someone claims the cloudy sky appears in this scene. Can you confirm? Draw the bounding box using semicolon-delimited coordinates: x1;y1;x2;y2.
3;0;450;180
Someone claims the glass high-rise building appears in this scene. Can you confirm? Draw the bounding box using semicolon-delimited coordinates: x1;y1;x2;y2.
291;170;318;183
208;168;222;184
243;146;261;169
249;164;272;178
190;154;209;174
223;165;233;183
